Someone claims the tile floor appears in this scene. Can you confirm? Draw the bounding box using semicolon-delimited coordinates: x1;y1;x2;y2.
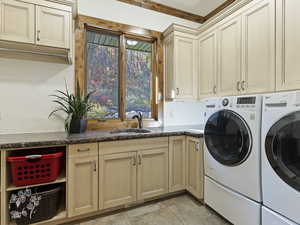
68;195;231;225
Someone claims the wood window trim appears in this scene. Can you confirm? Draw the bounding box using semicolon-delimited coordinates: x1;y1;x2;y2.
76;15;164;130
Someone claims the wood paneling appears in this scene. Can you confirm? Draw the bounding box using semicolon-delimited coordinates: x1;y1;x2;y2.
116;0;205;24
75;15;164;130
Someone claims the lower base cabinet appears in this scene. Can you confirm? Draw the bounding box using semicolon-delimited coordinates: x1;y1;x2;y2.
68;143;99;217
186;137;204;200
99;152;137;209
137;148;169;200
66;137;203;224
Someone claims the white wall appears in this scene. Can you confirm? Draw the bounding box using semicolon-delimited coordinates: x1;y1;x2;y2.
0;0;203;134
164;101;205;126
0;59;74;134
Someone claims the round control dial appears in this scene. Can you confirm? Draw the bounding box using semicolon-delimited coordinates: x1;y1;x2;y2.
222;98;229;106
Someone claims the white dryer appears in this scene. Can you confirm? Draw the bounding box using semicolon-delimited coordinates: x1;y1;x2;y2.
203;95;262;225
262;91;300;224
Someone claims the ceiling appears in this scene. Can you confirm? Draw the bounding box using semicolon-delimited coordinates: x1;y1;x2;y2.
151;0;227;16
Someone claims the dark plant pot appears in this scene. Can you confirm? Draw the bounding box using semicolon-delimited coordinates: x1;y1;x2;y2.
69;119;87;134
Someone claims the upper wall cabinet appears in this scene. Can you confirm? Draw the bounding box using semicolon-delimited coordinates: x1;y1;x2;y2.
0;0;35;43
241;0;275;94
276;0;300;91
218;15;242;96
197;0;275;99
0;0;74;64
36;6;71;48
198;29;218;99
164;26;198;100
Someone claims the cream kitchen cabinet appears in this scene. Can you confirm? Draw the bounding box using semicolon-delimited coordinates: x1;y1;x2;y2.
276;0;300;91
36;5;71;48
99;152;137;209
137;148;169;200
197;0;275;98
169;136;186;192
0;0;35;44
0;0;73;63
68;143;99;217
241;0;275;94
99;138;169;209
186;137;204;200
164;26;198;100
218;15;242;96
198;29;218;99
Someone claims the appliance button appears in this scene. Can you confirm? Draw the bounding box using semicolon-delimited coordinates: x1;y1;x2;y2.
222;98;229;106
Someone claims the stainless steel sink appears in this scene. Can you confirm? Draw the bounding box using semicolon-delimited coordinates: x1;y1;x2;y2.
110;128;152;134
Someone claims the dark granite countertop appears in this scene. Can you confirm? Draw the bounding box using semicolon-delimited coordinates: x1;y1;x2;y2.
0;125;204;150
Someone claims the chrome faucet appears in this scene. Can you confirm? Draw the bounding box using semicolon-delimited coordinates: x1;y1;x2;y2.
132;112;143;129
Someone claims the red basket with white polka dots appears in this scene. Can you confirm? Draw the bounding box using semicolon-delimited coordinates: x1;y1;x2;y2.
8;152;63;186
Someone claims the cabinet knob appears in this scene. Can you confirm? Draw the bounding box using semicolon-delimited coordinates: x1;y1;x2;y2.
195;143;200;152
93;161;97;172
138;155;142;165
241;81;246;91
237;81;241;91
37;30;41;41
213;85;217;94
176;88;180;96
132;155;137;166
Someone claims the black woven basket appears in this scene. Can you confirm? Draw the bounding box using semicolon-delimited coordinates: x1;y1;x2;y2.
9;184;62;225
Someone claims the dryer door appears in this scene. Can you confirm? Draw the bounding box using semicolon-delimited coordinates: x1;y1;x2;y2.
204;110;252;166
265;111;300;192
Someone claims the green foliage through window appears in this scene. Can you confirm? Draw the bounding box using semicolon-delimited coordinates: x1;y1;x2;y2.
86;31;153;120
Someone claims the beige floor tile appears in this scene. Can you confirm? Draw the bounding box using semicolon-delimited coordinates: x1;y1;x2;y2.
64;195;231;225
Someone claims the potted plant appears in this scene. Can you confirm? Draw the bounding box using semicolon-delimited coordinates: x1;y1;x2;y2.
49;80;94;134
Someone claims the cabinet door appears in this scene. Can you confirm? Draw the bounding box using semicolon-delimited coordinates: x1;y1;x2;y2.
169;136;186;192
100;152;137;209
198;30;218;99
164;35;175;100
137;148;168;200
174;36;198;100
186;137;204;200
218;16;242;96
36;6;70;48
276;0;300;91
68;155;98;217
241;0;275;94
0;0;35;43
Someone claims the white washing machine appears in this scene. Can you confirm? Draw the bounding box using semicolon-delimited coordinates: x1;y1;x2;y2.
262;91;300;224
203;95;262;225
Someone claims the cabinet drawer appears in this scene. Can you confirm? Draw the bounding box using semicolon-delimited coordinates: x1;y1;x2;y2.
68;143;98;157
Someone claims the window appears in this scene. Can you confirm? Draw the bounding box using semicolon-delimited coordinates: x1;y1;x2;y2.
125;39;153;119
86;30;156;121
86;31;120;119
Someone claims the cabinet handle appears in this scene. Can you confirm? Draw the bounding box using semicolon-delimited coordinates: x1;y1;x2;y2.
213;85;217;94
93;161;97;172
37;30;41;41
237;81;241;91
241;81;246;91
195;143;200;152
138;155;142;165
132;155;137;166
176;88;180;96
77;148;90;152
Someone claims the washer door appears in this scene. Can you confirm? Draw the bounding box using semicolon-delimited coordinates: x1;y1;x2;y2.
204;110;252;166
265;111;300;192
